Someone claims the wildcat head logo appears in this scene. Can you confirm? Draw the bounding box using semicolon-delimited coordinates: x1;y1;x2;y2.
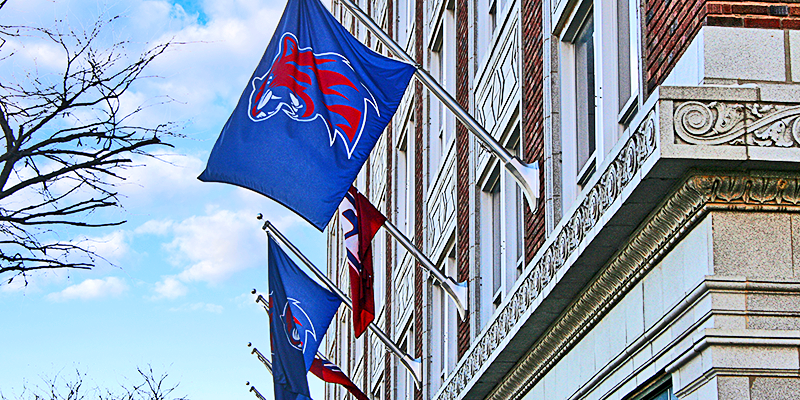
249;32;379;159
280;297;317;354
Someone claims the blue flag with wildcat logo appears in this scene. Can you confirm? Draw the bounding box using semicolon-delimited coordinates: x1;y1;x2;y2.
267;236;341;400
198;0;415;230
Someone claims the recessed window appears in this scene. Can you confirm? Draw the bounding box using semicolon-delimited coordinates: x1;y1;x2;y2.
625;374;678;400
617;0;640;123
574;12;596;183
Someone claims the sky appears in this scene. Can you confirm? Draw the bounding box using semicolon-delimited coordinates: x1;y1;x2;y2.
0;0;335;398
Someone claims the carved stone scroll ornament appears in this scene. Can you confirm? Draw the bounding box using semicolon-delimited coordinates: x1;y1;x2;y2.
674;101;800;147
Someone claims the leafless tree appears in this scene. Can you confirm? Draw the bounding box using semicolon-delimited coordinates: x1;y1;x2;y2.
0;0;179;284
0;366;189;400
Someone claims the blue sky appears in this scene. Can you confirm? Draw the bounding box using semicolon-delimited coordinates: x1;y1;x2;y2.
0;0;334;398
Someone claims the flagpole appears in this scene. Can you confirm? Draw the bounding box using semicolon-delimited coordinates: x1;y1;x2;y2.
246;382;268;400
333;0;540;212
248;342;273;374
262;220;423;388
382;219;468;320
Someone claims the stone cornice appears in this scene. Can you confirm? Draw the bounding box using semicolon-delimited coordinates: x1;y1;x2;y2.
485;171;800;400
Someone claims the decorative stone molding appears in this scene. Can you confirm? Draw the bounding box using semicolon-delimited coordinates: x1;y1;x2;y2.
475;24;520;142
426;142;457;258
393;252;415;337
434;109;658;400
674;101;800;147
484;172;800;400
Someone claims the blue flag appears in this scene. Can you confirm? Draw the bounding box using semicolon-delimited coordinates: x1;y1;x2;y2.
198;0;416;230
267;236;342;400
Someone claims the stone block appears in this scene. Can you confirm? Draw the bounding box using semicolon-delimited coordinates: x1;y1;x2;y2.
683;217;713;291
711;291;746;311
643;264;665;329
690;376;720;400
703;26;786;82
711;344;799;370
756;83;800;103
712;314;747;330
658;85;759;101
747;292;800;313
718;376;750;399
791;31;800;82
747;315;800;330
794;214;800;276
677;352;705;394
750;377;800;400
624;282;645;341
712;212;793;279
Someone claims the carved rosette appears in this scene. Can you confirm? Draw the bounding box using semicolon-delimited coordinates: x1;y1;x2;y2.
434;110;658;400
674;101;800;147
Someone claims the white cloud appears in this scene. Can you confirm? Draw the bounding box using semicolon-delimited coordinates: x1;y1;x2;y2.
165;208;265;284
152;276;188;299
75;231;131;264
47;277;129;301
169;302;224;313
135;219;175;235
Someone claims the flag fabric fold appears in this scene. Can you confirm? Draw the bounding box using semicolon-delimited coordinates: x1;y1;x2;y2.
198;0;416;230
310;355;370;400
338;186;386;337
267;236;342;400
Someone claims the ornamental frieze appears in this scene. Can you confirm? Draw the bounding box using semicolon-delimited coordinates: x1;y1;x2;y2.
674;101;800;147
436;109;658;400
486;171;800;400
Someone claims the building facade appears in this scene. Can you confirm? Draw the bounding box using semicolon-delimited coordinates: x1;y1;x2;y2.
325;0;800;399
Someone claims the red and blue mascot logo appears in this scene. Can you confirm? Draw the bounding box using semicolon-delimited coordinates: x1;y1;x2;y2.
278;296;318;356
249;32;378;159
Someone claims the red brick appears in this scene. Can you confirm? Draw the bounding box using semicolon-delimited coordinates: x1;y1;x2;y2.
706;15;744;26
706;3;724;14
743;16;782;28
781;18;800;29
791;5;800;16
731;4;770;15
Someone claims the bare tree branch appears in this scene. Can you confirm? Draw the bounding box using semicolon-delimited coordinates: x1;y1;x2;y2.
0;6;179;285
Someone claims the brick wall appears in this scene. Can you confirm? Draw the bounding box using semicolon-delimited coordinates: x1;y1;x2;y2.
413;0;424;399
646;0;800;91
455;0;471;360
522;0;546;263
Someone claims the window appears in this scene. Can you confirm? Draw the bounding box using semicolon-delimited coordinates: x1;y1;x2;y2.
429;6;455;180
617;0;640;123
441;249;457;378
625;375;678;400
478;134;524;320
396;117;414;238
574;12;596;185
396;327;415;400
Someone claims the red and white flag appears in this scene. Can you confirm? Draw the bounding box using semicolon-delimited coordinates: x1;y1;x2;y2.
310;355;370;400
338;186;386;338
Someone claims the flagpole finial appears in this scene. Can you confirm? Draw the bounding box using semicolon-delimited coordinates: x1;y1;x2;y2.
246;381;250;386
251;288;257;294
256;213;263;220
247;342;252;347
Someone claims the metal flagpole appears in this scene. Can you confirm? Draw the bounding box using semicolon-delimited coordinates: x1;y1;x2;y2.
248;342;273;373
262;220;423;388
246;382;268;400
333;0;540;211
382;219;467;320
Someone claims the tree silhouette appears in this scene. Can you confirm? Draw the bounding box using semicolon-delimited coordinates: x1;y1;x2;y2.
0;0;178;284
